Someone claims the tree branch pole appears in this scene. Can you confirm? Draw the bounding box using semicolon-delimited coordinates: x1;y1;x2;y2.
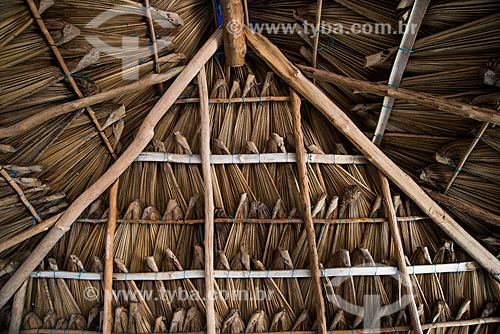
380;173;423;334
0;28;223;310
0;213;62;253
297;65;500;125
290;88;327;334
245;28;500;281
8;280;28;334
198;65;216;334
102;180;119;334
220;0;246;66
0;66;184;139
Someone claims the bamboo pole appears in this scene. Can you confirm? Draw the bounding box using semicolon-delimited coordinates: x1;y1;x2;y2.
220;0;246;66
380;173;423;334
0;213;62;253
25;0;118;159
443;123;489;193
290;88;327;334
198;65;216;334
372;0;431;145
135;152;368;164
103;180;119;334
27;261;480;280
15;317;500;334
0;165;42;224
0;67;184;139
245;28;500;281
8;280;28;334
0;28;223;310
424;188;500;227
297;66;500;125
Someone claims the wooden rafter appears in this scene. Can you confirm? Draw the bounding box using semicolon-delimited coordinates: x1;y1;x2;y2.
102;180;119;334
380;173;423;334
198;65;216;334
0;66;184;139
290;88;327;334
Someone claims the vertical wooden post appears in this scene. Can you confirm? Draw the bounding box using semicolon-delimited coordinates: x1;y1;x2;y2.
198;65;216;334
290;88;327;334
380;173;423;334
103;180;119;334
220;0;246;66
8;280;28;334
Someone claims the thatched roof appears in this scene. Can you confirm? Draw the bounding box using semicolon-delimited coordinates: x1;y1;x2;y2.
0;0;499;333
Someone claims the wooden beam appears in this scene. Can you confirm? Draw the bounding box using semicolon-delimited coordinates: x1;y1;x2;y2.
198;65;216;334
8;280;28;334
0;66;184;139
103;180;119;334
0;28;223;310
424;188;500;227
220;0;246;66
380;173;423;334
297;65;500;125
25;0;118;159
290;88;327;334
245;28;500;281
372;0;431;145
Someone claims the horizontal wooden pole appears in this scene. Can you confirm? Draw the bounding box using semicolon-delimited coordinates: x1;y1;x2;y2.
16;317;500;334
0;66;184;139
135;153;368;164
29;262;478;280
174;96;292;104
72;216;428;225
298;65;500;125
